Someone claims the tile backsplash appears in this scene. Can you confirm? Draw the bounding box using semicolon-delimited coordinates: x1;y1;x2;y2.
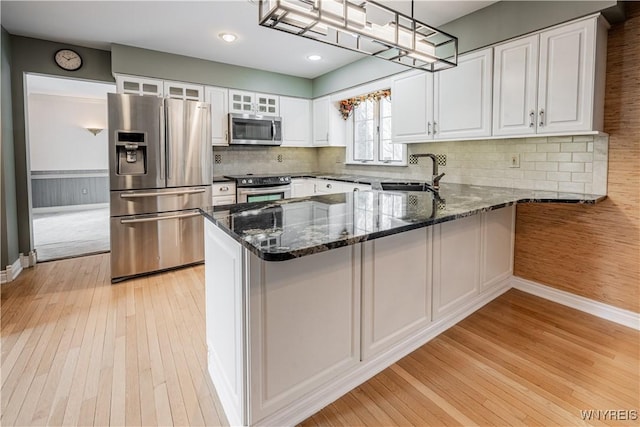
317;135;609;194
212;146;319;176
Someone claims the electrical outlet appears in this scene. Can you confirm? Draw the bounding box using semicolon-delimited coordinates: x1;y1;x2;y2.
509;154;520;168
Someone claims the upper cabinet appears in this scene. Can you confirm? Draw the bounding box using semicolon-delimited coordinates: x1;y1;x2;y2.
115;75;164;97
392;48;493;143
204;86;229;146
280;96;312;147
229;90;279;115
164;81;204;101
312;96;346;147
434;48;493;140
493;15;608;136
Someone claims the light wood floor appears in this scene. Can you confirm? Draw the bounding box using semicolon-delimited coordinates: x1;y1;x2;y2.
2;254;638;426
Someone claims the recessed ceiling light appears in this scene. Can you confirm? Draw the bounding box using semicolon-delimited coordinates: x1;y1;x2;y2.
219;33;237;43
307;54;322;61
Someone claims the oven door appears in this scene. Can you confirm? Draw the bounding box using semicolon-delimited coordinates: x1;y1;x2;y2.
237;185;291;203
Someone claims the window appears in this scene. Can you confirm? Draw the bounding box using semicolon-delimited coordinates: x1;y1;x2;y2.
346;94;406;166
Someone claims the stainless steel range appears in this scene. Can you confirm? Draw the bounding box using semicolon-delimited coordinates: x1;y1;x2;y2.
224;174;291;203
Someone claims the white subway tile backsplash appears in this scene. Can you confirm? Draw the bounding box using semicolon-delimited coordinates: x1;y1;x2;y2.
524;171;547;180
561;142;588;152
572;152;593;162
534;180;559;191
559;162;585;172
513;144;537;153
535;162;559;172
558;182;585;193
587;142;594;152
547;171;572;182
548;136;574;143
547;152;572;162
523;152;547;162
571;172;593;183
572;135;595;142
585;163;593;172
539;143;560;152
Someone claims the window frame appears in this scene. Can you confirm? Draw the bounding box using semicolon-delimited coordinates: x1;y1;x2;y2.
345;93;407;167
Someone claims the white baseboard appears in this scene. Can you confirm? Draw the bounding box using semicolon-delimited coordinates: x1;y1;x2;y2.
511;276;640;331
1;257;23;284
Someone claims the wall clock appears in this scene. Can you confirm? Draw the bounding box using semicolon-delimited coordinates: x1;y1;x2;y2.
54;49;83;71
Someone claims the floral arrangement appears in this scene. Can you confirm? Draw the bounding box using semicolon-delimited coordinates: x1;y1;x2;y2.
338;89;391;120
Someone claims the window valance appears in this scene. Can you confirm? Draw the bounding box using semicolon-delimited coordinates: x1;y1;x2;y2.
338;89;391;120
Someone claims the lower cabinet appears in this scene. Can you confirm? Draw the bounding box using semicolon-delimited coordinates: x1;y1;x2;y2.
481;206;515;290
248;245;361;423
290;178;316;198
362;228;432;360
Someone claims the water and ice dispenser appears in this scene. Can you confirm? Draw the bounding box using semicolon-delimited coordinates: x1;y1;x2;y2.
115;131;146;175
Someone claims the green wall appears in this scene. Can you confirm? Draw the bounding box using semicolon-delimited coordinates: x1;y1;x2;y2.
111;44;313;98
1;27;19;270
312;0;618;97
8;35;114;257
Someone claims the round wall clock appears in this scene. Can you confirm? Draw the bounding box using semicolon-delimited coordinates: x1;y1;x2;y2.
54;49;83;71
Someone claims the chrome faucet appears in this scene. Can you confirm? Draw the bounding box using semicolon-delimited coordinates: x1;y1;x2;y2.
414;154;445;190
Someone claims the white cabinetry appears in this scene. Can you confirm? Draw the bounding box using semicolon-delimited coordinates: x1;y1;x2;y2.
115;75;163;97
248;245;361;422
291;178;316;198
164;81;204;101
434;48;493;140
493;15;608;136
280;97;312;147
481;206;515;291
362;228;432;360
314;179;345;194
205;86;229;146
432;214;482;320
432;206;515;320
229;90;279;115
312;96;345;146
212;182;236;206
392;48;492;142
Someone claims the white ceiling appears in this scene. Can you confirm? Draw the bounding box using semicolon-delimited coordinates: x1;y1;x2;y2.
1;0;496;79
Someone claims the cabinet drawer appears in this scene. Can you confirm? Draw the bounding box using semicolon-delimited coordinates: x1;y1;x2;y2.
212;182;236;196
212;195;236;207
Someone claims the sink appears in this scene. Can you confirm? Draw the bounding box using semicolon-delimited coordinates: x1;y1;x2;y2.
380;182;436;192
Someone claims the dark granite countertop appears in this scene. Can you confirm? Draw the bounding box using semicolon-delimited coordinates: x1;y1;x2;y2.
200;183;606;262
213;176;234;183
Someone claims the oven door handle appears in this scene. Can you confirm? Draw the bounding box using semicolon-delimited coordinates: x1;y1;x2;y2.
120;211;201;224
120;188;207;198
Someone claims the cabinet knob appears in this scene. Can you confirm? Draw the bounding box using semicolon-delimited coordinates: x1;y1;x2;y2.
326;183;332;189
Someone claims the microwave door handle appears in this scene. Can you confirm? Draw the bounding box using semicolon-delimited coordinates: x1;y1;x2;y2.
272;120;276;142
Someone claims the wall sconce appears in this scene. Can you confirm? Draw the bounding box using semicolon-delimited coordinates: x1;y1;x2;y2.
86;127;104;136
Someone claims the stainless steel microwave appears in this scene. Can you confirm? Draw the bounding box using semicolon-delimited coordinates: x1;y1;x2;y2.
228;113;282;146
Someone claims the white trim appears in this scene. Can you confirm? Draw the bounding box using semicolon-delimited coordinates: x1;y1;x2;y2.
511;276;640;331
1;257;23;284
255;279;512;427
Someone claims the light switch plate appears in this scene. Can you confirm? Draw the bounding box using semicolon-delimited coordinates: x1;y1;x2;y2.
509;154;520;168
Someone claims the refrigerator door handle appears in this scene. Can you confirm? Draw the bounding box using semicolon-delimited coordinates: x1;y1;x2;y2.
120;211;201;224
165;102;172;180
119;188;207;198
159;103;166;180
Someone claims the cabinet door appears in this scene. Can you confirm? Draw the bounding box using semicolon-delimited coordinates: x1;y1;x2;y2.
290;178;315;197
314;179;345;194
312;96;330;146
205;86;229;146
249;246;361;422
164;81;204;101
115;75;163;97
432;214;481;320
280;97;311;147
481;206;515;291
362;228;431;359
493;35;539;136
537;18;596;134
255;93;279;115
391;71;433;142
434;48;493;140
211;195;236;206
229;90;255;114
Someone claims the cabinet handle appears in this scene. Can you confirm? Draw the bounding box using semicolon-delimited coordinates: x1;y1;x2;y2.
326;183;332;189
428;122;432;135
225;130;228;141
433;122;438;134
220;186;229;192
326;132;329;141
353;188;360;192
529;110;535;127
539;109;544;127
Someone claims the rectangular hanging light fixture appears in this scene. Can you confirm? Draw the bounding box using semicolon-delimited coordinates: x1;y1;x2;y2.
258;0;458;72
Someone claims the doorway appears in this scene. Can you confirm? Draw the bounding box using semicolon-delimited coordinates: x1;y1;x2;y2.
25;74;115;261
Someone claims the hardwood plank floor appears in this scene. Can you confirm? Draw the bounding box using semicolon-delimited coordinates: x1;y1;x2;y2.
2;254;638;426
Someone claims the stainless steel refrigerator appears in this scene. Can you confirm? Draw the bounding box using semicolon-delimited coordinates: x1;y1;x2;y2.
108;93;211;282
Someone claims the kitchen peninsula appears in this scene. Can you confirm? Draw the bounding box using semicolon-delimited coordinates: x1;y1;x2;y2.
200;183;604;426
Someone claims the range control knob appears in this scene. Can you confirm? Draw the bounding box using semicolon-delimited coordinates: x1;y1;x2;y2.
248;179;253;184
241;179;247;184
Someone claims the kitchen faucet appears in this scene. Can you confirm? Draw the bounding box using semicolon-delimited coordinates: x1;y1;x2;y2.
414;154;445;190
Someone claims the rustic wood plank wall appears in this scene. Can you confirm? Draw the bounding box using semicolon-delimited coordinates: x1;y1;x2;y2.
514;4;640;313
